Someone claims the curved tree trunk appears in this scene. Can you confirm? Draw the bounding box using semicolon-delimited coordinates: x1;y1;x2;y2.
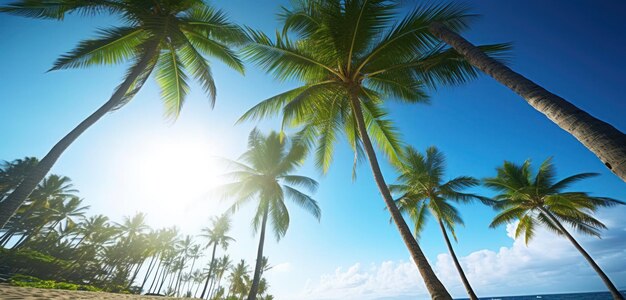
200;243;218;299
0;43;159;229
247;207;269;300
539;208;624;300
349;93;452;299
140;254;158;293
437;219;478;300
148;259;163;293
429;23;626;183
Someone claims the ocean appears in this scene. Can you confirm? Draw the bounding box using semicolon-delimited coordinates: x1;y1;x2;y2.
465;291;626;300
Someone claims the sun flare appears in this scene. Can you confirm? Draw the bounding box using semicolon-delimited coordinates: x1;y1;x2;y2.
119;135;229;229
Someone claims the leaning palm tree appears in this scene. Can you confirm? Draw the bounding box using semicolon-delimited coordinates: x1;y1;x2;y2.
391;146;491;300
428;23;626;183
199;213;235;299
484;158;625;300
218;129;321;300
239;1;506;298
0;0;247;229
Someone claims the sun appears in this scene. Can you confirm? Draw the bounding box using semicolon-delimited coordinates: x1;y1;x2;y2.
119;134;229;230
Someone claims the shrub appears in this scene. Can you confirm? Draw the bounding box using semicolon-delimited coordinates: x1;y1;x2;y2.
9;274;101;292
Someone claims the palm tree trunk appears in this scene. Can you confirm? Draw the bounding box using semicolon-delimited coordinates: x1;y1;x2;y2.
157;265;170;294
194;278;202;297
182;256;197;294
174;257;185;296
247;207;269;300
140;254;158;293
539;208;624;300
128;260;144;290
348;93;452;299
437;219;478;300
429;22;626;183
148;259;163;293
0;42;160;229
200;243;218;299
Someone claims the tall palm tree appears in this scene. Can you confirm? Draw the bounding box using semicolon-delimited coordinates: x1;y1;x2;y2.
239;1;506;298
209;255;232;299
173;235;194;296
0;157;39;198
391;146;491;300
428;23;626;183
484;158;625;300
0;0;247;229
199;213;235;299
43;196;90;239
73;214;110;249
218;129;321;300
11;174;80;248
228;259;250;300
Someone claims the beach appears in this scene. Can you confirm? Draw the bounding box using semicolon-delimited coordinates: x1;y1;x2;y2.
0;284;188;300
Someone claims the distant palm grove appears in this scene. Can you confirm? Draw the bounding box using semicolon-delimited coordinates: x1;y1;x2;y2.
1;0;625;300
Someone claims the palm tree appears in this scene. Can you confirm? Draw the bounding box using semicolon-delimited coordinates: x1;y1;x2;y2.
0;157;39;198
181;244;202;294
199;213;235;299
391;146;491;300
218;129;321;300
11;174;80;248
484;158;625;300
209;255;232;299
173;235;194;296
239;1;506;298
428;23;626;183
0;0;247;229
43;196;90;239
73;214;109;249
228;260;250;300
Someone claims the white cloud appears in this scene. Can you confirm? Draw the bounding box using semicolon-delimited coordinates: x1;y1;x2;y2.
299;209;626;300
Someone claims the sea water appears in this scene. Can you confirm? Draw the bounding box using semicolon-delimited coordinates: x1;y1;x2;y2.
460;290;626;300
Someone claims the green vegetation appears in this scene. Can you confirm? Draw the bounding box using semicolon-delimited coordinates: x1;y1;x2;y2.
484;158;625;299
0;158;276;299
1;0;625;300
10;274;101;292
391;146;491;300
0;0;247;230
217;130;320;300
239;1;508;298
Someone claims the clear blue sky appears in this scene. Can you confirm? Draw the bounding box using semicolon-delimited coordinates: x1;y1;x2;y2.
1;1;625;299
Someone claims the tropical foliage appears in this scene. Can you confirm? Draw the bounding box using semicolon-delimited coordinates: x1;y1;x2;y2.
484;158;625;299
391;146;490;299
0;157;276;299
218;129;320;300
238;0;507;298
0;0;247;230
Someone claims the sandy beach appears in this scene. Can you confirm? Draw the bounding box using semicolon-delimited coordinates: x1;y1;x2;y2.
0;284;189;300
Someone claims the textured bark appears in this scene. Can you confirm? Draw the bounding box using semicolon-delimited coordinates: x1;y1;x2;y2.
349;93;452;299
429;22;626;183
200;242;218;299
539;208;624;300
437;219;478;300
0;43;159;229
246;207;269;300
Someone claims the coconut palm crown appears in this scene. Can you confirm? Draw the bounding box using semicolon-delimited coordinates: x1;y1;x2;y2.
0;0;247;229
390;146;491;300
218;129;320;300
239;0;508;172
484;158;625;299
485;158;623;243
238;1;507;298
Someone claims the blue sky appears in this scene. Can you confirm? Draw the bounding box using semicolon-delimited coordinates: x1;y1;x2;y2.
1;0;626;299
